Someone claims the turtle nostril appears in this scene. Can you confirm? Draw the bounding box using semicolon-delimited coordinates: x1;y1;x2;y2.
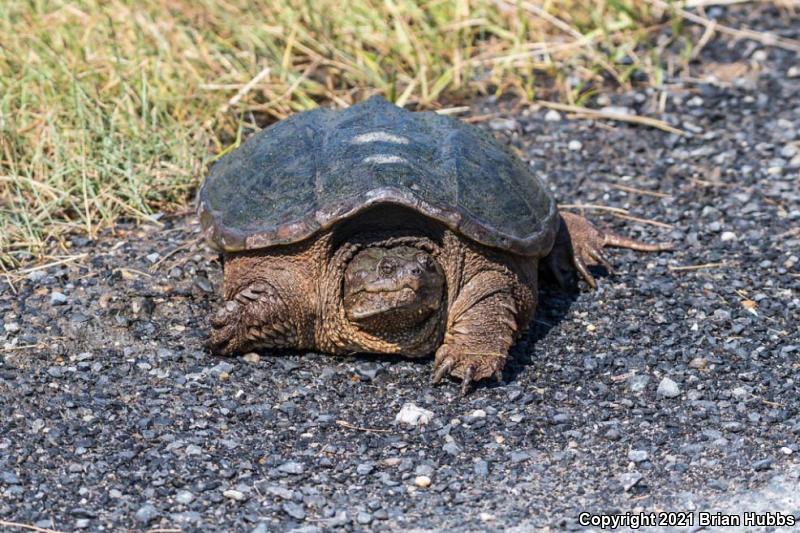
415;253;432;270
379;259;396;276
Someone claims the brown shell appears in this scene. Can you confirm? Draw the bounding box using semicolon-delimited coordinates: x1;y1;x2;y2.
197;96;558;256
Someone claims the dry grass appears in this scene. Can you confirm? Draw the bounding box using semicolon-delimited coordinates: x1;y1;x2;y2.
0;0;704;266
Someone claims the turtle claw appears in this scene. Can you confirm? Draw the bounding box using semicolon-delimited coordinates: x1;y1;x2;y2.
589;247;615;275
207;300;243;355
493;368;504;382
210;300;239;328
571;253;596;289
432;344;506;394
460;366;475;397
432;357;454;385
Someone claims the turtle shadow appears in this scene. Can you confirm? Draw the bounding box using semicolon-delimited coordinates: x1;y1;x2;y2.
502;270;603;384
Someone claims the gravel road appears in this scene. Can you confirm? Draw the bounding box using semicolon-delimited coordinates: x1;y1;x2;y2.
1;5;799;533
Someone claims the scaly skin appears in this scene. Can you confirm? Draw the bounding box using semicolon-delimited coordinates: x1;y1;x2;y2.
544;211;673;290
208;211;671;394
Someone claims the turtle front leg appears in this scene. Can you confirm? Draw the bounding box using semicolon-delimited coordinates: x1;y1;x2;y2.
207;280;305;355
545;211;674;289
432;271;523;395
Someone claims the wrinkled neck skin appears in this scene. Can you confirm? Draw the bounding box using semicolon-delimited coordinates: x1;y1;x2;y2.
318;234;448;356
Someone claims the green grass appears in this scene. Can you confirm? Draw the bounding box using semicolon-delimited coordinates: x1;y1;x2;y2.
1;0;682;267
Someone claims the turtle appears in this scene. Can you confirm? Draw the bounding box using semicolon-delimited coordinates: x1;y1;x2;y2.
198;95;671;393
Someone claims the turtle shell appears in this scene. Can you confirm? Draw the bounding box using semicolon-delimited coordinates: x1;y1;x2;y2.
198;96;558;256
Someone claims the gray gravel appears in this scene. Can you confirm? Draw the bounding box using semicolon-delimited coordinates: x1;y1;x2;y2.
1;6;799;532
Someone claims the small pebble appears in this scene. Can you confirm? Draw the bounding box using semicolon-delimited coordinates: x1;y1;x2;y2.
780;144;798;158
688;96;704;107
688;357;708;370
395;403;434;426
488;117;517;131
355;361;380;380
184;444;202;455
49;291;68;306
414;475;431;488
619;472;643;492
175;490;194;504
27;270;46;282
134;504;159;524
223;489;246;501
568;140;583;151
210;361;234;375
1;471;19;484
282;501;306;520
324;512;349;527
193;276;213;293
415;464;433;476
628;374;650;393
628;449;649;462
510;451;530;463
278;461;305;475
767;166;783;176
657;377;681;398
753;458;773;471
242;352;260;364
443;441;461;456
552;413;570;424
266;486;295;500
732;386;748;398
544;109;562;122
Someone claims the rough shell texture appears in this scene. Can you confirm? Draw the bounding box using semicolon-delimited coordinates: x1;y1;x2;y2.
198;96;558;256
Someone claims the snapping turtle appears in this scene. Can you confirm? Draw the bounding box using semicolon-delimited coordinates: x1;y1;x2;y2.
198;96;670;393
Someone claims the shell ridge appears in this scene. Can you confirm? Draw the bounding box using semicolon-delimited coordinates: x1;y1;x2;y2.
442;127;461;228
310;112;326;225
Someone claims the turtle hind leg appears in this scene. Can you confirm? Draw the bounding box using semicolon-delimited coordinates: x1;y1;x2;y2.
545;211;674;290
207;281;301;355
602;232;674;252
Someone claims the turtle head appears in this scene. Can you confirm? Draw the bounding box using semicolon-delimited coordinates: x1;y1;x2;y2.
343;245;444;334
